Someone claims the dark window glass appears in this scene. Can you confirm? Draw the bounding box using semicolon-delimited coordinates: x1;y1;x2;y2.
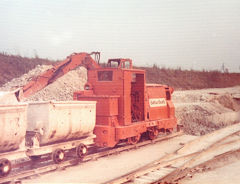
98;71;113;81
166;90;171;100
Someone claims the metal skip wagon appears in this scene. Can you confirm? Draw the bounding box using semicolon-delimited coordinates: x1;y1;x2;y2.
0;103;28;177
25;101;96;163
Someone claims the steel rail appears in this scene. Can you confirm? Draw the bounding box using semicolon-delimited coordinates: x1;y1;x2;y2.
105;129;240;184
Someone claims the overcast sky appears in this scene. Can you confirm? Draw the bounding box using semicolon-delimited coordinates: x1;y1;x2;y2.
0;0;240;72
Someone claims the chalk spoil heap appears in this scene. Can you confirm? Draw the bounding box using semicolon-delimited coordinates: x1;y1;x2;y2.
26;66;87;101
172;87;240;136
0;65;87;101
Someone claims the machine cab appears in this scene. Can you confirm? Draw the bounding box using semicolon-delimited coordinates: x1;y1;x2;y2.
107;59;133;69
74;59;146;126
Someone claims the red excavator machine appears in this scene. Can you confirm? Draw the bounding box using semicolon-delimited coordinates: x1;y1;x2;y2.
20;52;177;148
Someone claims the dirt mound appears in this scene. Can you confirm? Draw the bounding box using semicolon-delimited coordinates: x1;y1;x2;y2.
175;103;235;136
26;66;87;101
173;87;240;136
0;64;87;101
210;94;240;111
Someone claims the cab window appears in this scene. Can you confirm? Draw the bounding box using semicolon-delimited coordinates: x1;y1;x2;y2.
109;61;119;68
98;71;113;81
124;61;130;69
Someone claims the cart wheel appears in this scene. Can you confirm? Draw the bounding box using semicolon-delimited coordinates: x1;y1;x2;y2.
0;158;11;177
52;149;65;164
148;128;159;140
127;134;141;145
76;143;88;159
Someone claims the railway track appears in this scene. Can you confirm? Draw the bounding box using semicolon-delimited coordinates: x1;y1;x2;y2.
0;131;183;183
105;123;240;184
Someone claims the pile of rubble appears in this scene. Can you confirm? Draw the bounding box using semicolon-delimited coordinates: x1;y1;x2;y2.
27;66;87;101
172;87;240;136
0;65;87;101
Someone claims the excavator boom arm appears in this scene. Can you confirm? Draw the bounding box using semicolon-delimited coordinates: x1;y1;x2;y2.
21;52;100;99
